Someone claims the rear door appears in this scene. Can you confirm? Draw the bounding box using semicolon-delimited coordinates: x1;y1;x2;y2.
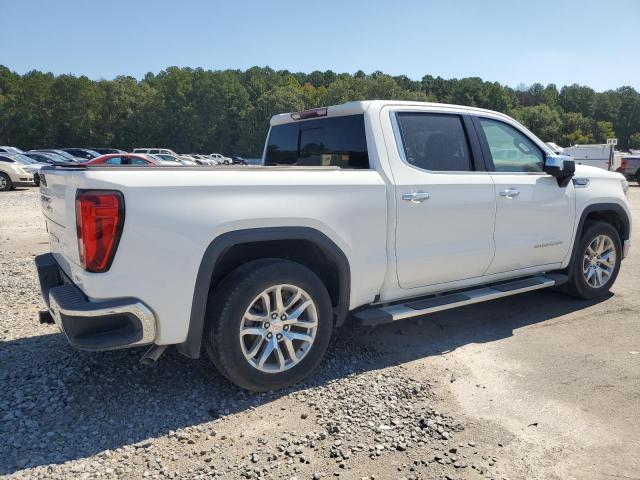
384;107;497;289
474;116;575;274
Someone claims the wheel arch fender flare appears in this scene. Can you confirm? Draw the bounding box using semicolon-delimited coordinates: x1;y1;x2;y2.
576;202;631;241
565;202;631;272
176;227;351;358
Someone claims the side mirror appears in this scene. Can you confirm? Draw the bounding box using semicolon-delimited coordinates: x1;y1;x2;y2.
544;154;575;187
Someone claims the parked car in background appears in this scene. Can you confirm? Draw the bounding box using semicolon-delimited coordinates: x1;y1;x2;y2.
563;144;616;171
86;153;170;166
0;146;24;154
61;148;101;161
618;155;640;184
10;154;47;186
152;153;197;166
209;153;231;164
231;156;248;165
0;154;36;190
37;149;83;162
186;154;215;165
24;151;70;165
133;148;178;156
90;148;128;155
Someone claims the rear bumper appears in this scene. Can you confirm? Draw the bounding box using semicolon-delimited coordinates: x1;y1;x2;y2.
35;253;156;351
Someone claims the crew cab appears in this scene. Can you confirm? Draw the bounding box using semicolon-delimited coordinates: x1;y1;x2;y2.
35;101;632;391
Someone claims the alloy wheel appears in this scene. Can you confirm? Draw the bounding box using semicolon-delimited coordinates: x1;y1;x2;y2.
582;234;616;288
239;284;318;373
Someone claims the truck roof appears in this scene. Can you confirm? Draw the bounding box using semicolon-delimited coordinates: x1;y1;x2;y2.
269;100;515;126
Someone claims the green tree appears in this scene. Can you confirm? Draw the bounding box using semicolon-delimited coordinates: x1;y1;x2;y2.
511;104;562;142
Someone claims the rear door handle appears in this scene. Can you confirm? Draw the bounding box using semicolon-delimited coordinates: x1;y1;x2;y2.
499;189;520;198
402;192;430;203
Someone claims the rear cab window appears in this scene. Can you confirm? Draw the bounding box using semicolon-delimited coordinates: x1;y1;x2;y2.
395;113;473;172
264;114;369;169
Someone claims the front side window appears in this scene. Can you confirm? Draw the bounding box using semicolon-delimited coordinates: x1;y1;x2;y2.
479;118;543;173
395;113;472;171
265;114;369;169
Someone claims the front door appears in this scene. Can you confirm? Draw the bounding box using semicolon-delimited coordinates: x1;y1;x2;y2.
387;109;497;289
475;117;575;274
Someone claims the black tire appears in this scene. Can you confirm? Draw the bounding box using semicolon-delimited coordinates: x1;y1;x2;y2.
204;259;333;391
0;172;12;192
565;221;622;299
33;173;40;187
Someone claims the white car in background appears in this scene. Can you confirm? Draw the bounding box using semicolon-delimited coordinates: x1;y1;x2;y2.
132;148;179;156
187;154;216;165
209;153;231;164
151;153;197;166
0;146;25;154
0;153;36;190
8;153;47;186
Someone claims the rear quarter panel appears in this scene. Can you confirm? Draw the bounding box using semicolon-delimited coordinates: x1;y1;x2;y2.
46;167;388;345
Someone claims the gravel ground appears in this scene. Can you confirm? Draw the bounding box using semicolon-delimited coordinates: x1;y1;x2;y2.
1;186;639;479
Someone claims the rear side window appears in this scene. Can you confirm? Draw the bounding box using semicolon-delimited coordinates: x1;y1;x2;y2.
265;115;369;169
395;113;472;171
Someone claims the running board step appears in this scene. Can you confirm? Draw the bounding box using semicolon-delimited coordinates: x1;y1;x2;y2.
354;273;568;326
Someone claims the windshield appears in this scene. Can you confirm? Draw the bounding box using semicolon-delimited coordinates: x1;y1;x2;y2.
12;154;38;165
45;153;68;162
47;150;76;160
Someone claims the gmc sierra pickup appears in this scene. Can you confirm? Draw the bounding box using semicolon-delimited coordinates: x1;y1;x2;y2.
35;100;632;391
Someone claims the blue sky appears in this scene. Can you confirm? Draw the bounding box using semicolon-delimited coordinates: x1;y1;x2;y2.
2;0;638;91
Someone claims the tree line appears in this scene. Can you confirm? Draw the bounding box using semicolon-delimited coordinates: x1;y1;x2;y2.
1;65;639;156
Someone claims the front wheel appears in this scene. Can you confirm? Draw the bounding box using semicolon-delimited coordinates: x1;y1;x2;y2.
204;259;333;391
565;221;622;299
0;172;12;191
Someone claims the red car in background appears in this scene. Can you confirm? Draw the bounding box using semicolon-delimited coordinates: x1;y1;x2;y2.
85;153;162;166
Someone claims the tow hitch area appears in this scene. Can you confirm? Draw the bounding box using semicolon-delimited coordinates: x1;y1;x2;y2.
38;310;55;324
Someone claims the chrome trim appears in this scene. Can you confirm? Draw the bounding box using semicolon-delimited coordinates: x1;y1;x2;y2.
48;294;156;346
573;177;590;188
499;189;520;198
363;275;557;322
402;191;430;203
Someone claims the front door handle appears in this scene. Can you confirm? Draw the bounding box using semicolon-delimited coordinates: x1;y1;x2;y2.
402;192;430;203
499;189;520;198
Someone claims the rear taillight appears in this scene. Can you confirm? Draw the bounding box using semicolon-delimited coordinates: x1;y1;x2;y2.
75;190;125;273
620;158;627;170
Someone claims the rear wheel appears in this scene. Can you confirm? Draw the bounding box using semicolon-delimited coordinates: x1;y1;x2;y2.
0;173;12;191
204;259;333;391
565;221;622;299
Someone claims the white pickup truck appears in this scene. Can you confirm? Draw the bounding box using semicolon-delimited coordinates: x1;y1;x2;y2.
35;100;632;391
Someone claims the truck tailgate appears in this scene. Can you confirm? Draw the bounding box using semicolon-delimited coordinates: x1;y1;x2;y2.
39;169;81;272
